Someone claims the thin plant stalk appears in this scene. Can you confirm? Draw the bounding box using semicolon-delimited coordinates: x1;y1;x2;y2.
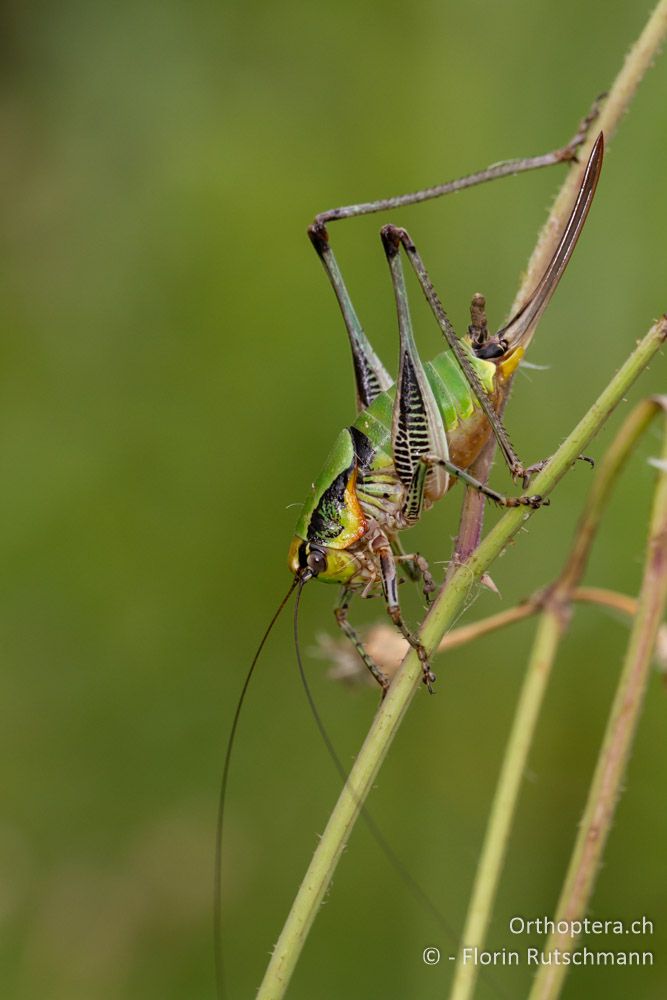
508;0;667;320
363;584;651;665
436;588;650;653
448;609;563;1000
528;405;667;1000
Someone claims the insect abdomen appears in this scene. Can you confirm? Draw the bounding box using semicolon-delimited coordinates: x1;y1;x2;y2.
425;347;496;431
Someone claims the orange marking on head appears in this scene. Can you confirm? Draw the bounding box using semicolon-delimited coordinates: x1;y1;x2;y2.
287;536;301;574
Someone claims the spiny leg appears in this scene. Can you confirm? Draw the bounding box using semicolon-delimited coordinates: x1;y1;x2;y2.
421;455;548;509
382;135;604;486
334;588;390;694
312;97;603;227
380;226;543;523
389;533;420;583
381;222;526;481
403;551;436;606
390;534;436;604
308;224;392;411
375;541;436;692
412;552;436;605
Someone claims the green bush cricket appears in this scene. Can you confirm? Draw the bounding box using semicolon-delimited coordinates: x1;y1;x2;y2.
215;106;605;998
288;129;603;695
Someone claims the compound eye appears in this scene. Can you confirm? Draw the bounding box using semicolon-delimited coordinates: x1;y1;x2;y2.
307;547;327;576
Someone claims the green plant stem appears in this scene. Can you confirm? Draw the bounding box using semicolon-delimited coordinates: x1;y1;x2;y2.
556;397;667;592
528;402;667;1000
434;586;647;654
364;586;649;666
256;318;666;1000
448;608;564;1000
447;396;667;1000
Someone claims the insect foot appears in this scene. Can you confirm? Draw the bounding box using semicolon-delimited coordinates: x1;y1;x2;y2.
520;494;549;509
379;223;409;257
501;492;549;509
411;642;437;693
507;462;538;490
307;221;331;256
421;663;437;693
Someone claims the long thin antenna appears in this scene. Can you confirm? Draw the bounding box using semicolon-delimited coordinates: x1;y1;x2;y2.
214;578;298;1000
293;585;456;938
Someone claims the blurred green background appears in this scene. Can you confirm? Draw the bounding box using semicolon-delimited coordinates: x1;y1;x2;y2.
0;2;665;998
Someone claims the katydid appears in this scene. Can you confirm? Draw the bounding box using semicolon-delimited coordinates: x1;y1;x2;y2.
215;111;604;999
288;131;603;694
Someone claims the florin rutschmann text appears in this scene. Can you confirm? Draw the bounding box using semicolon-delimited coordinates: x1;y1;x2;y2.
422;915;654;968
462;915;654;967
459;946;653;967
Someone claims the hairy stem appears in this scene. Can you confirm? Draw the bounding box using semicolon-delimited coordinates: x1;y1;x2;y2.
508;0;667;321
361;585;652;669
448;395;667;1000
527;403;667;1000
